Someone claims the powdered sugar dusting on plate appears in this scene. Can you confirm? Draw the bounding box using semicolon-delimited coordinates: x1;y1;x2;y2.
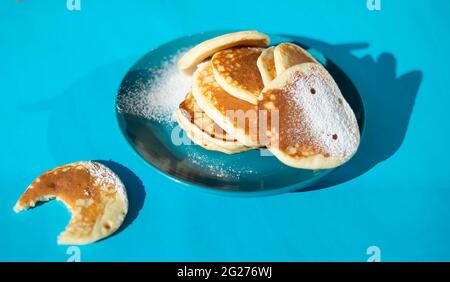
188;151;256;179
116;51;191;123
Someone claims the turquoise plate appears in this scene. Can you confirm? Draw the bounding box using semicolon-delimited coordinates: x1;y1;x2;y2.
116;31;365;196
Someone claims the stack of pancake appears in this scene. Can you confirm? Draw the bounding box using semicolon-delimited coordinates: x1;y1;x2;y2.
176;31;360;170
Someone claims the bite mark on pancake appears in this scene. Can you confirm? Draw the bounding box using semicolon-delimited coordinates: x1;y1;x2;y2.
14;161;128;245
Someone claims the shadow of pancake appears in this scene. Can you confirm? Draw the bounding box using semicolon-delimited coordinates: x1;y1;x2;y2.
279;36;423;191
94;160;145;236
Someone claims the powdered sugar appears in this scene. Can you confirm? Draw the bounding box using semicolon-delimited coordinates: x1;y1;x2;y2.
116;52;191;123
188;152;256;179
81;161;126;197
289;70;359;158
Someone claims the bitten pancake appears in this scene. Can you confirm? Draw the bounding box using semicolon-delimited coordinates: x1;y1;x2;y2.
274;43;317;75
177;30;270;76
259;63;360;169
211;47;264;105
192;62;260;147
14;161;128;245
257;46;276;86
177;92;251;154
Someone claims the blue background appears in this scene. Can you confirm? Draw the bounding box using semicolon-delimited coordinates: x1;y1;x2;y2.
1;0;449;261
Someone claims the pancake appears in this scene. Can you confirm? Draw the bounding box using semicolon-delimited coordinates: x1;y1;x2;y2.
211;47;264;105
192;62;260;147
259;63;360;169
14;161;128;245
177;115;249;154
257;46;276;86
274;43;317;75
177;30;270;76
177;92;250;154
